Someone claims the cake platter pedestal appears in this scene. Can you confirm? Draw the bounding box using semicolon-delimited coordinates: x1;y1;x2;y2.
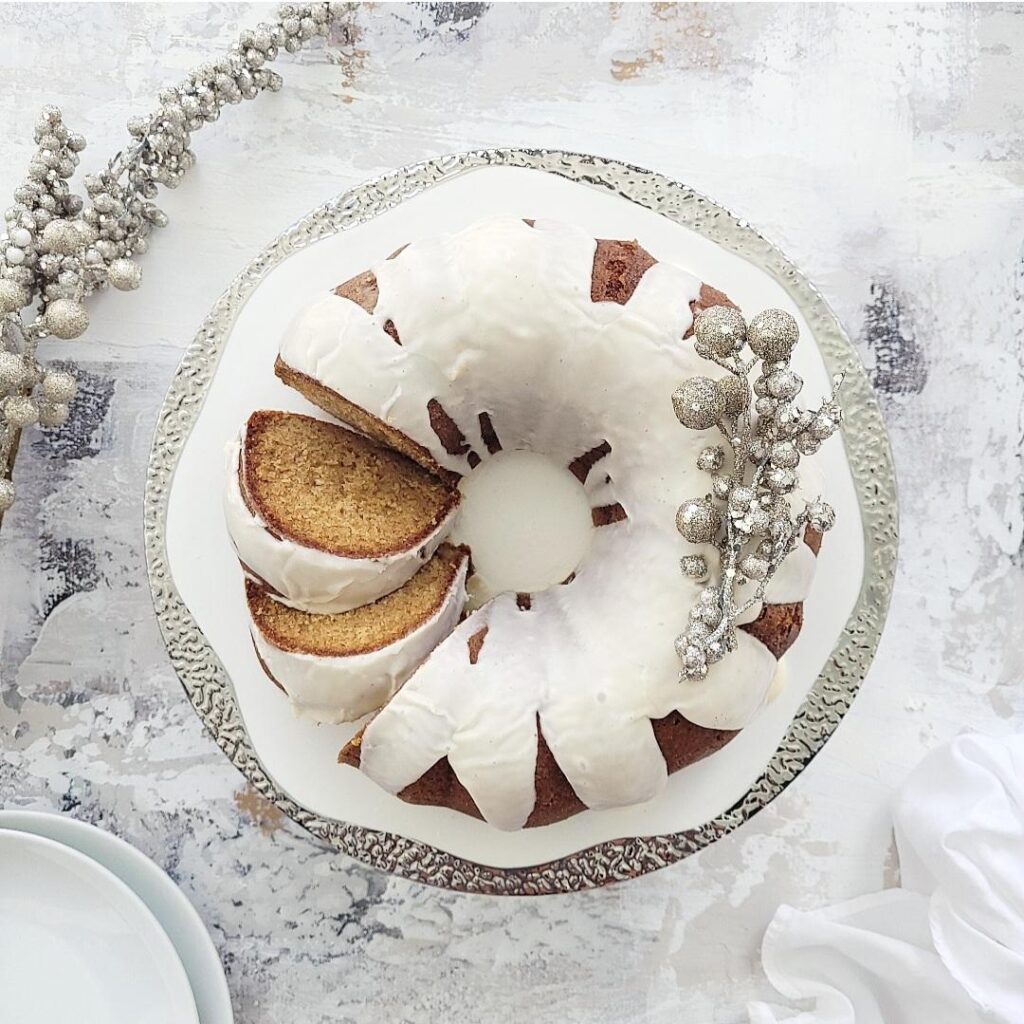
145;149;897;895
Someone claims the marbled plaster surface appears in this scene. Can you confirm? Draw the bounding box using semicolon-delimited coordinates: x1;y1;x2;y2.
1;4;1022;1021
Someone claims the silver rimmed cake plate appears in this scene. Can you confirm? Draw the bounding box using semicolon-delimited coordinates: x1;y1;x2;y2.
144;149;898;895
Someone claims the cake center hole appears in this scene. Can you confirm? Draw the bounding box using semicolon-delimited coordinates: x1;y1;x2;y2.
454;449;594;606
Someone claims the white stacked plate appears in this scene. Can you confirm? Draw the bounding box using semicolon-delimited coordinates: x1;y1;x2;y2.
0;811;231;1024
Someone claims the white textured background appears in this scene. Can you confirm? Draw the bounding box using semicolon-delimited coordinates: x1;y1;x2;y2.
1;4;1023;1021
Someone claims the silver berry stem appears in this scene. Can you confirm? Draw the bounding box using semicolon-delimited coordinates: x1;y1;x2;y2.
672;305;842;680
0;3;356;521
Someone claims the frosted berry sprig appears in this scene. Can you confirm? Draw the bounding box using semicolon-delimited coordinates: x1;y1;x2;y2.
671;305;843;681
0;2;352;517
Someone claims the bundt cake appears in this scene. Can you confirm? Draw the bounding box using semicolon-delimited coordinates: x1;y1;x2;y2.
227;217;825;830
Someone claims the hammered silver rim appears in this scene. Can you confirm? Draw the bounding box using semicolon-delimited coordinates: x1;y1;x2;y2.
144;148;898;895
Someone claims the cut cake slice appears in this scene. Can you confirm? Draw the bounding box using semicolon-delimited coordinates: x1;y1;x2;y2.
225;409;460;614
249;542;469;724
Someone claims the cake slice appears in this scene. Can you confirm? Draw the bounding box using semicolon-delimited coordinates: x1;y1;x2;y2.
249;543;469;724
225;410;460;614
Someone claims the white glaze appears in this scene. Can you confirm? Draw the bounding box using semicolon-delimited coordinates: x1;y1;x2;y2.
279;217;821;828
223;438;457;614
251;555;468;725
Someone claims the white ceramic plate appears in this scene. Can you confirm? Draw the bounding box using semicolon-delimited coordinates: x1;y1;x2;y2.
0;830;198;1024
0;811;231;1024
166;165;862;865
148;151;897;893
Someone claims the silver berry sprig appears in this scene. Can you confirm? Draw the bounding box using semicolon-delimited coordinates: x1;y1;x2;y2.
672;305;843;681
0;2;353;517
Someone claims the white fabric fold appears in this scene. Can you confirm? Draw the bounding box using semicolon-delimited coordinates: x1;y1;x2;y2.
748;733;1024;1023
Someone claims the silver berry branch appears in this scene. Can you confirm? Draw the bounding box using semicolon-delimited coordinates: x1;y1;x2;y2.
672;305;843;681
0;2;353;516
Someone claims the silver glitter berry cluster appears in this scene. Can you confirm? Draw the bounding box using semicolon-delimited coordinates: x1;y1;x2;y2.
672;305;843;680
0;2;350;517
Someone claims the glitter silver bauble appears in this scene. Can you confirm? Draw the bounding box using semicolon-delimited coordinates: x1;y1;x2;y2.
746;437;768;464
696;445;725;473
679;643;704;675
717;374;750;415
40;369;76;403
729;485;755;511
695;600;722;627
773;400;794;426
0;478;14;513
676;639;708;679
747;309;799;361
693;305;746;357
754;396;777;418
675;497;721;544
94;239;119;262
805;499;836;532
74;220;98;247
672;376;726;431
809;411;839;440
41;218;83;256
745;507;771;534
686;620;712;642
107;258;142;291
42;298;89;339
795;433;820;455
711;474;732;500
769;440;800;469
0;5;352;519
0;351;27;390
739;554;769;580
766;466;797;494
680;554;709;581
37;253;61;277
765;369;803;401
4;394;38;427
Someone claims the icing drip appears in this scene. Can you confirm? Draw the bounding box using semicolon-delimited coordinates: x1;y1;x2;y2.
279;217;820;828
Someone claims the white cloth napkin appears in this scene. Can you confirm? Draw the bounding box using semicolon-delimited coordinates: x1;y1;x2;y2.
747;734;1024;1024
